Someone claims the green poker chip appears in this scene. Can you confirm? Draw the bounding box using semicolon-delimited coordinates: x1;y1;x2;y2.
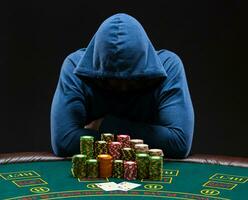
149;156;163;180
80;136;94;158
94;140;108;157
101;133;114;143
86;159;99;178
136;153;149;179
71;154;87;179
121;147;135;161
112;160;124;178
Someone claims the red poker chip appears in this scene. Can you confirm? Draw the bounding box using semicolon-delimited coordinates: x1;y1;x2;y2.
109;142;122;160
117;135;131;148
124;161;137;180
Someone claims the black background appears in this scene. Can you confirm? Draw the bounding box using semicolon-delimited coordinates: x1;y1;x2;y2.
1;1;247;156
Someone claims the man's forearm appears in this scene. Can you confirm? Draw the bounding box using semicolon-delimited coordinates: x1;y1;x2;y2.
51;127;99;157
99;115;193;158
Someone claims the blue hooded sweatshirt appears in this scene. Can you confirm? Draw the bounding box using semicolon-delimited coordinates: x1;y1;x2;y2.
51;13;194;158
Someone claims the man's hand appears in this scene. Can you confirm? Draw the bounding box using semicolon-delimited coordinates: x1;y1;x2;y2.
84;118;104;131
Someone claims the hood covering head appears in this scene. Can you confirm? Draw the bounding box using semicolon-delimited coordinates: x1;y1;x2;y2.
74;13;167;80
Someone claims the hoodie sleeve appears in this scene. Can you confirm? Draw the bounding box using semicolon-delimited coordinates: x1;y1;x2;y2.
99;54;194;158
50;57;99;157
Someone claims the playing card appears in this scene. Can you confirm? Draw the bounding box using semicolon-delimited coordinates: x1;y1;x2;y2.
117;181;141;191
95;182;120;191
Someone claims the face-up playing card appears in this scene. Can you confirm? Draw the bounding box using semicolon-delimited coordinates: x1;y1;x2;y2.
117;182;141;191
95;182;120;191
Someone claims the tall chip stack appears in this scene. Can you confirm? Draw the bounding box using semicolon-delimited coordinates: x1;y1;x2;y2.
124;161;137;180
149;156;163;180
112;160;124;178
148;149;164;157
71;154;87;179
80;136;94;158
86;159;99;178
136;153;149;179
108;141;122;160
117;134;130;148
121;147;135;161
98;154;113;178
101;133;114;143
94;141;108;156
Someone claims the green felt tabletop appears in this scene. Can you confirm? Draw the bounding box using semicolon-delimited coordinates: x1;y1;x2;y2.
0;160;247;200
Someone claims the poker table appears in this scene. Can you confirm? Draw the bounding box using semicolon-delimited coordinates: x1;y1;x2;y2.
0;152;247;200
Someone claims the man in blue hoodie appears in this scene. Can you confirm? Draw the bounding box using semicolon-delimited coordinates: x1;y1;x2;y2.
51;13;194;158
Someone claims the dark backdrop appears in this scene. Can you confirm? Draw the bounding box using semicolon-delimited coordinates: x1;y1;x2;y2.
1;1;246;157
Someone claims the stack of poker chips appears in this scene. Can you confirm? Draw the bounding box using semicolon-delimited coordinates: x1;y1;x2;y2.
86;159;99;178
71;133;164;181
149;156;163;180
112;160;124;178
124;161;137;180
98;154;113;178
108;141;122;159
136;153;149;179
121;147;135;161
117;134;131;148
148;149;164;157
71;154;87;179
134;144;149;153
94;140;108;157
80;136;94;158
101;133;114;143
